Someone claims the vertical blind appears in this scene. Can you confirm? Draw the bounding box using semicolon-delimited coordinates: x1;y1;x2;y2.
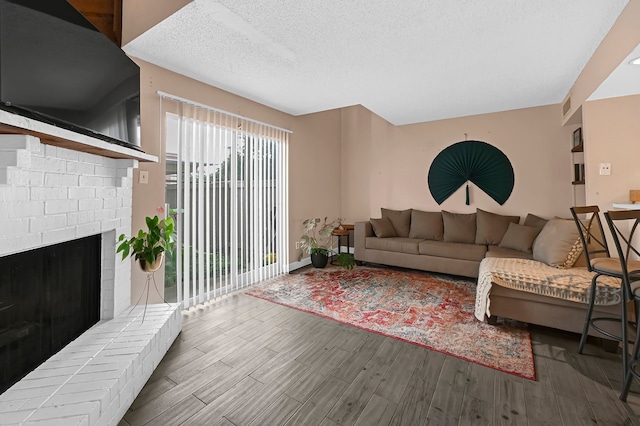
160;92;290;309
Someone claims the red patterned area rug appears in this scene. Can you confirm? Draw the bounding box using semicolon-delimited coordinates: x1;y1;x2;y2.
246;266;535;380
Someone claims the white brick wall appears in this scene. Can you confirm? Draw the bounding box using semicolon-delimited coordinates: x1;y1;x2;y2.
0;135;137;318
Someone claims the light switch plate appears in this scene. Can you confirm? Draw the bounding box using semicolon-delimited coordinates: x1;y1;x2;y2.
139;170;149;184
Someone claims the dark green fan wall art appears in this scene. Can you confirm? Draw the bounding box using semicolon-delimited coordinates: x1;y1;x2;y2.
428;141;514;205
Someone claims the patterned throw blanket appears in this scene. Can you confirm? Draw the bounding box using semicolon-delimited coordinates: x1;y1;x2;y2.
474;257;621;321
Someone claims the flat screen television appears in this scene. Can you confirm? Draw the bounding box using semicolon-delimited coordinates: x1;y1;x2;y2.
0;0;141;150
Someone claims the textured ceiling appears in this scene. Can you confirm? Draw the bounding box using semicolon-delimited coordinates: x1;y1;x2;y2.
123;0;630;125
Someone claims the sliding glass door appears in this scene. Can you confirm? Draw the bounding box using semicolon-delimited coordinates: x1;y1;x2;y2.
163;99;289;308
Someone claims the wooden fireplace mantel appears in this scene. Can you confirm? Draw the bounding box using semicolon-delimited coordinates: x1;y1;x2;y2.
0;109;157;162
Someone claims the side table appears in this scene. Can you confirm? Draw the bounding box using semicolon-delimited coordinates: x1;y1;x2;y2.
331;224;353;265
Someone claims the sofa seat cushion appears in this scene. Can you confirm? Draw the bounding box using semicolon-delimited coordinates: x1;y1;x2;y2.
486;245;534;260
365;237;423;255
418;240;487;261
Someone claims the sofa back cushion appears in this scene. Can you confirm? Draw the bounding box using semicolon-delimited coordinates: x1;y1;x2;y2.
381;208;412;238
442;211;477;244
370;217;397;238
409;210;443;240
498;223;541;253
524;213;548;229
532;218;583;268
475;209;520;245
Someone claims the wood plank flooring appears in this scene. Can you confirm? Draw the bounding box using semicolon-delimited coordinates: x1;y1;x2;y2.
121;279;640;425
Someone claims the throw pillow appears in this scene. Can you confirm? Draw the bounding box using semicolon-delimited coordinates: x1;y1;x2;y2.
475;208;520;245
409;210;443;240
532;218;583;268
499;223;541;253
442;211;477;244
371;217;396;238
524;213;548;229
381;208;412;237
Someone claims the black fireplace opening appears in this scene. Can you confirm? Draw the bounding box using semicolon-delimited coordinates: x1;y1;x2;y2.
0;234;101;393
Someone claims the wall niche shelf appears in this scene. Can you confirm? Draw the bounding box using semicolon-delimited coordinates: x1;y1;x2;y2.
571;126;585;206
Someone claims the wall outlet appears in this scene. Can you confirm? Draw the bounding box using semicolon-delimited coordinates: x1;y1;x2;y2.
295;241;300;250
599;163;611;176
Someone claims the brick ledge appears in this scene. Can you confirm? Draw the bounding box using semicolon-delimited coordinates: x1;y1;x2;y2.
0;303;182;426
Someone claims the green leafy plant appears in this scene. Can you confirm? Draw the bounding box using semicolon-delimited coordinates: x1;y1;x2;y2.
117;216;175;264
299;217;338;255
336;253;356;270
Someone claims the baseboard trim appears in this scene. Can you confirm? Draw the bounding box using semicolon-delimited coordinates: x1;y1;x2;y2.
289;257;311;271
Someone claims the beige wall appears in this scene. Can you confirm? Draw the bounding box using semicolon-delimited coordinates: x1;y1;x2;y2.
583;95;640;208
289;109;342;262
340;106;377;222
342;104;575;223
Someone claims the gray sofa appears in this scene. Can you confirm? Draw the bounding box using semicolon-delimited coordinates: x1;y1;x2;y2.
354;208;537;278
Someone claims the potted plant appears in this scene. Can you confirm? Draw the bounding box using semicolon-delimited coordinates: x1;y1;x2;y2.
117;215;175;272
300;217;338;268
335;252;356;270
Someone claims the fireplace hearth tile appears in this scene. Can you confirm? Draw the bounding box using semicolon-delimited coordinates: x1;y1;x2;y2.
0;303;181;426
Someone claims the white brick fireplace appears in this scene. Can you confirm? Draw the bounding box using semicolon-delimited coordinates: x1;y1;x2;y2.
0;120;181;425
0;134;136;318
